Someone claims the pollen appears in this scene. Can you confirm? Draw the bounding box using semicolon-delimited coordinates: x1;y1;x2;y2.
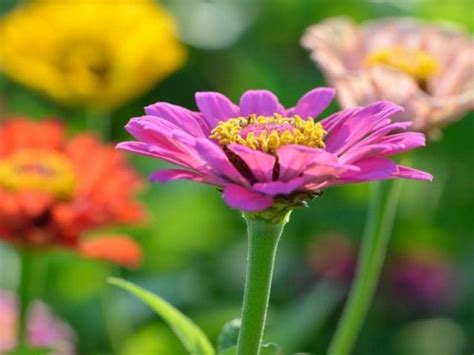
366;46;439;81
0;149;76;199
210;113;326;154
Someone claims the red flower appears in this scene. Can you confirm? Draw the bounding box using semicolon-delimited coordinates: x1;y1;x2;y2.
0;118;144;267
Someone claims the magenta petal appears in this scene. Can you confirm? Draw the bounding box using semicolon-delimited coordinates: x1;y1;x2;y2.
239;90;283;116
325;101;404;155
117;141;201;168
194;138;248;185
223;184;273;211
339;158;397;182
277;145;339;181
227;144;276;182
195;92;239;127
393;166;433;181
290;87;336;118
150;169;208;184
145;102;210;136
253;177;306;196
339;144;395;164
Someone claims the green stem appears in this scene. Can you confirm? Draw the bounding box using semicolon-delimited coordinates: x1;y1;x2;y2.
18;250;34;346
17;249;47;347
237;216;286;355
327;179;403;355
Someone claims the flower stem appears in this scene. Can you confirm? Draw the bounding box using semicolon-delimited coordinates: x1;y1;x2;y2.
327;179;403;355
237;216;287;355
18;249;34;346
17;248;47;347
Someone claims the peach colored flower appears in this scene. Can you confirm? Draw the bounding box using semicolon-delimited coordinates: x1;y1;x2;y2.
302;17;473;136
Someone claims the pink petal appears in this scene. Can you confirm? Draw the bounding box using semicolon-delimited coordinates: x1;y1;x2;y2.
195;138;248;185
123;117;206;169
227;144;276;182
195;92;240;127
125;116;193;152
145;102;210;136
277;145;339;181
339;158;397;182
223;184;273;211
339;144;396;164
253;177;306;196
325;101;404;155
117;141;204;169
393;166;433;181
321;107;362;132
239;90;283;116
289;87;336;118
149;169;220;185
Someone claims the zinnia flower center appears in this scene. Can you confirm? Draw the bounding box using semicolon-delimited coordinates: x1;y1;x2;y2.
0;150;76;199
366;46;439;81
210;114;326;154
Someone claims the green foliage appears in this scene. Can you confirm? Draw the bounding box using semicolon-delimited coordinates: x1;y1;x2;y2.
7;348;50;355
218;319;241;352
108;277;215;355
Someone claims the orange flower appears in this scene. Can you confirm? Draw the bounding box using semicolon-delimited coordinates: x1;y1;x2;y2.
0;118;144;267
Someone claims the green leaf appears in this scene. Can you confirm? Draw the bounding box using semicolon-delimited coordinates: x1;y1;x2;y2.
217;318;240;352
219;346;236;355
218;343;281;355
108;277;215;355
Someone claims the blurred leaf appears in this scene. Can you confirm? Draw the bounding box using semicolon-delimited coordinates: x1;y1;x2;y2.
7;347;50;355
266;280;344;352
219;346;236;355
119;324;188;355
108;277;215;355
218;343;281;355
260;343;282;355
217;318;240;352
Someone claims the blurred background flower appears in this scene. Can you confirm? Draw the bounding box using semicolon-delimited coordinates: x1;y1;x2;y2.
0;0;186;110
301;17;473;137
0;290;76;355
0;118;143;266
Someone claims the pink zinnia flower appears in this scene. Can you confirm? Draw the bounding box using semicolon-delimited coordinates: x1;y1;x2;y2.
118;88;431;215
301;18;474;136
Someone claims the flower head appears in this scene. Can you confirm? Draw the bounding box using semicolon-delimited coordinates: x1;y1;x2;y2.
386;252;458;310
301;17;473;136
0;118;144;267
0;291;75;355
118;87;431;219
0;0;186;109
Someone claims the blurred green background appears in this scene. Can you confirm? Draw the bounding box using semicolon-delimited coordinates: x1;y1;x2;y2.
0;0;473;354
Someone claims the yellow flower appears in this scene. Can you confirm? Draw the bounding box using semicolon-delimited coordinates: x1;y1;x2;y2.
0;0;186;109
